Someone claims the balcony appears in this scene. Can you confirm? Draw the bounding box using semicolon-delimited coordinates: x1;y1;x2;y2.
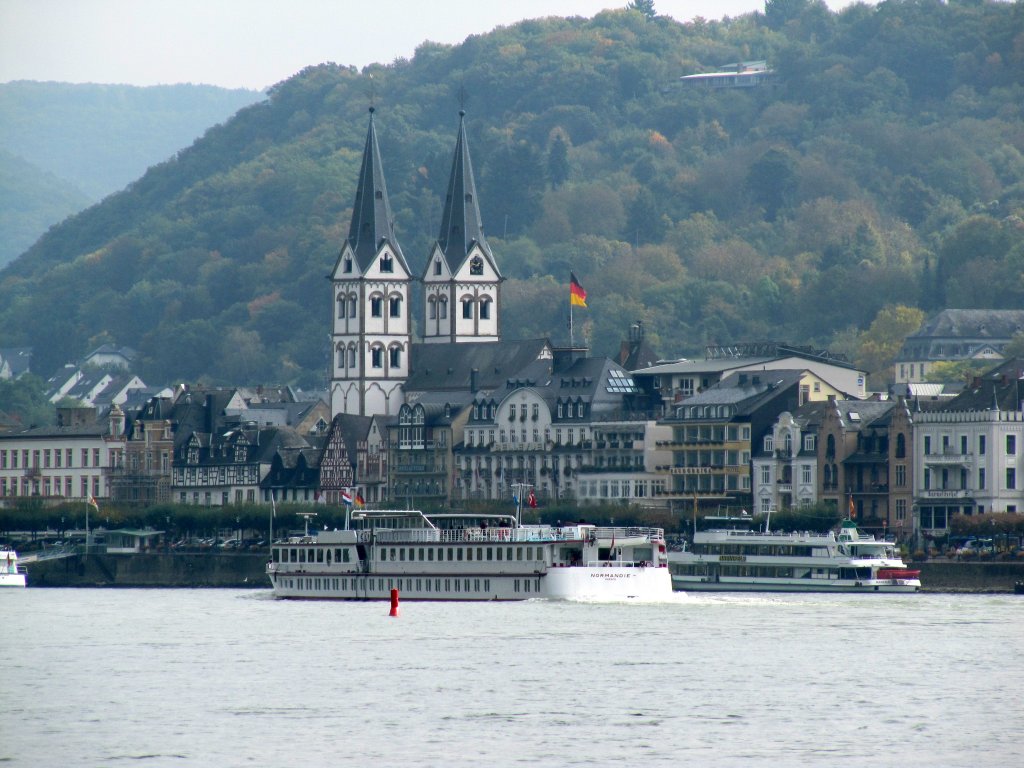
776;482;793;493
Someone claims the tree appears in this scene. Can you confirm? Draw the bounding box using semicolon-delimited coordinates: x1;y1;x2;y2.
626;0;656;20
857;305;925;389
547;133;571;189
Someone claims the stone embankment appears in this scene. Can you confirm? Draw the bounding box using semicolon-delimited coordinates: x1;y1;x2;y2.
22;553;1024;591
27;552;268;588
917;560;1024;593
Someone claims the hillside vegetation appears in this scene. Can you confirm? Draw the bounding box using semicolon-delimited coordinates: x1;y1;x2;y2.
2;0;1023;388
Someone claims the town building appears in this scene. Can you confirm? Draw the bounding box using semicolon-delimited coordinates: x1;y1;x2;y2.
632;342;866;412
912;358;1024;538
895;309;1024;384
0;405;125;502
658;369;849;516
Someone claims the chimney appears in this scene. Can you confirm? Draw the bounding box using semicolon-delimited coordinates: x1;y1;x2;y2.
470;368;479;392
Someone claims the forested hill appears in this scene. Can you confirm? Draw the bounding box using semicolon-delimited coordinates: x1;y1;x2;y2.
2;0;1023;389
0;81;264;267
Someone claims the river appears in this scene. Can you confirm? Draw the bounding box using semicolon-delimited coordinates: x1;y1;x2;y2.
1;589;1021;767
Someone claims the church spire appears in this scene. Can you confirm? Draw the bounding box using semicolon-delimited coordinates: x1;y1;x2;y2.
436;110;495;272
347;106;407;271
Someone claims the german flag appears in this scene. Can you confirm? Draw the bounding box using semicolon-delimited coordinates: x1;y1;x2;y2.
570;272;587;307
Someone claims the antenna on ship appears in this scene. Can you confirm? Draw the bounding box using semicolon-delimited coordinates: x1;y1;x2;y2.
298;512;317;537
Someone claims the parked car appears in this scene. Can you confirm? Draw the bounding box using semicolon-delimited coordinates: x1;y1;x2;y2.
956;538;994;556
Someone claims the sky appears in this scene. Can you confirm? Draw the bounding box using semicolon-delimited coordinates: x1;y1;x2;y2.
0;0;863;91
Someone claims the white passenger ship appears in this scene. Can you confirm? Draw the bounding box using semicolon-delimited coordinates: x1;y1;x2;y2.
267;511;672;601
668;520;921;593
1;547;27;588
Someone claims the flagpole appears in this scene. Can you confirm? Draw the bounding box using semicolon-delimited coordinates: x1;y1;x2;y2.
270;490;276;549
569;273;575;348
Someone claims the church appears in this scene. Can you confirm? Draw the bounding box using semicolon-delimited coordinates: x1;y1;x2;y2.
330;106;508;418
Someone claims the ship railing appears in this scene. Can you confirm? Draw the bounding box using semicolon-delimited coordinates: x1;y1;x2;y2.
583;560;650;568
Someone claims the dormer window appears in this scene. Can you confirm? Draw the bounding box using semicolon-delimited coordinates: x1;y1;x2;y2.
343;257;353;273
380;254;393;273
434;259;442;276
764;436;774;452
234;445;247;463
469;256;483;275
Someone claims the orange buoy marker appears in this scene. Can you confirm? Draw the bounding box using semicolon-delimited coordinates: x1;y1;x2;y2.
389;588;400;617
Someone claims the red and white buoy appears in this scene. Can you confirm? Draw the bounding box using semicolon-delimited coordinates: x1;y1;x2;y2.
389;588;400;617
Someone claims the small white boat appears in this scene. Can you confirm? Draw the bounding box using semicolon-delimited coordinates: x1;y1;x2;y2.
668;520;921;593
1;547;27;588
267;510;673;602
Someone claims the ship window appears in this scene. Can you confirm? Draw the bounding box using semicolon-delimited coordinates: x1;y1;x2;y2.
457;548;463;561
467;548;473;561
477;547;483;561
448;549;454;561
428;548;434;561
497;548;503;561
487;547;493;561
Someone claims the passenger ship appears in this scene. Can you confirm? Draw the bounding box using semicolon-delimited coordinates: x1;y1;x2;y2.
668;520;921;593
1;547;27;588
267;511;672;601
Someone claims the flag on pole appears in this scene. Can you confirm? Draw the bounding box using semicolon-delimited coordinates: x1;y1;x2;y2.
528;490;537;508
341;489;353;506
355;492;365;508
88;495;99;512
271;491;277;518
570;272;587;307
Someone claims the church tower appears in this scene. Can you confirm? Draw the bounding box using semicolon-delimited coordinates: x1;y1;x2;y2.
330;107;412;417
422;110;502;344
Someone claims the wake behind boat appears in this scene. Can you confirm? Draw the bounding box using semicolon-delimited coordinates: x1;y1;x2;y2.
1;547;27;588
668;519;921;593
267;510;672;601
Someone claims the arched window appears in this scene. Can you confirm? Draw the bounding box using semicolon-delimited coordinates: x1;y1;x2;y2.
370;295;383;318
389;346;402;368
371;346;384;369
438;296;448;319
479;297;491;320
336;345;345;370
380;254;393;273
826;434;836;458
896;433;906;459
348;295;357;319
348;345;357;369
462;298;473;320
428;296;437;320
336;295;345;319
389;295;402;318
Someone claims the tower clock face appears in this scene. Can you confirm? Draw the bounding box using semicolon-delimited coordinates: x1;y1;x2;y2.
469;256;483;275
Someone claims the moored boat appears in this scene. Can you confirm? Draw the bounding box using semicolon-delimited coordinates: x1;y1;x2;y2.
267;511;672;601
1;547;27;588
668;519;921;593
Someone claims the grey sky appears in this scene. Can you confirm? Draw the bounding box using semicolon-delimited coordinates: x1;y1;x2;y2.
0;0;864;91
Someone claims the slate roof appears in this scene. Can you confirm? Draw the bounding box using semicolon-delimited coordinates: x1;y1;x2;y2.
908;309;1024;341
345;107;409;273
434;111;497;274
405;339;552;393
936;357;1024;412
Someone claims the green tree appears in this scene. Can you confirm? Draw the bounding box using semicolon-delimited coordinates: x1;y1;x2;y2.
626;0;656;20
0;374;52;428
857;305;925;389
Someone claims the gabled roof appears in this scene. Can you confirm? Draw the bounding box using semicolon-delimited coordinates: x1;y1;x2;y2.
344;107;408;273
433;111;496;276
907;309;1024;341
937;357;1024;412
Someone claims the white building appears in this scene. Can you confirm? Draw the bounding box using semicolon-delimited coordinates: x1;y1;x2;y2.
0;406;125;503
913;358;1024;536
